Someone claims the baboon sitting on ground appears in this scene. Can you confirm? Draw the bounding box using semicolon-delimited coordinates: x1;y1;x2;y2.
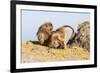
48;25;75;49
67;21;90;52
37;22;53;46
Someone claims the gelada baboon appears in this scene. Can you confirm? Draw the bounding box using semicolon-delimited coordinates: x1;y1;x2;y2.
67;21;90;52
37;22;53;45
48;25;75;49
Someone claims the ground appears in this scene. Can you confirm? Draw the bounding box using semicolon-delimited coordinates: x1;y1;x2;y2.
22;41;90;63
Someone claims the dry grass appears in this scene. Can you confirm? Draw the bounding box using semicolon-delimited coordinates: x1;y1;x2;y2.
22;41;90;63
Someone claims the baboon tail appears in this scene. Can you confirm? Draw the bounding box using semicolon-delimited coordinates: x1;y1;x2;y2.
63;25;75;44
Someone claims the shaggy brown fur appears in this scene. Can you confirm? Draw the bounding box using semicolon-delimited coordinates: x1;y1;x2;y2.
67;21;90;52
37;22;53;45
48;25;75;49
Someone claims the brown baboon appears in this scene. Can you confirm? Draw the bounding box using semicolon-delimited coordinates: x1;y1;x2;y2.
37;22;53;45
48;25;75;49
67;21;90;52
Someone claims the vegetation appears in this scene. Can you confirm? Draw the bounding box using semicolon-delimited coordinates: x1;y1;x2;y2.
22;41;89;63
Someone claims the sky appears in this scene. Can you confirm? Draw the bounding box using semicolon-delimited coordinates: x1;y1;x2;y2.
21;10;90;42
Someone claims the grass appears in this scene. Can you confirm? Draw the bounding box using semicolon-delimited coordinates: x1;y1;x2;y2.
22;41;90;63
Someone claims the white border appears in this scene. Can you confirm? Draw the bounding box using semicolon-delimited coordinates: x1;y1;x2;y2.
16;4;94;69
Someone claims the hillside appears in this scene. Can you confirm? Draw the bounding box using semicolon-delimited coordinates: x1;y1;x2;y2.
22;41;90;63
